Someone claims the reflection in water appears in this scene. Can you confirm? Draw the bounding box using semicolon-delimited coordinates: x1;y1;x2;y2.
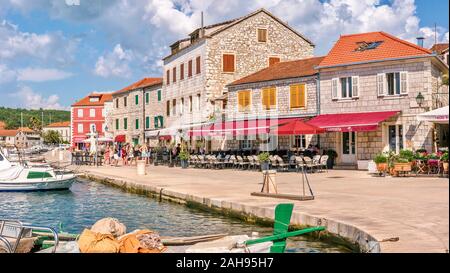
0;179;349;253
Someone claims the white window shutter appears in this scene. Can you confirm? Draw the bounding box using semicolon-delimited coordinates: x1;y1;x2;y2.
400;72;408;94
352;76;359;98
331;78;338;100
377;73;385;96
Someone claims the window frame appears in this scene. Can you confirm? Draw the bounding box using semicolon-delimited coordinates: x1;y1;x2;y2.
188;60;193;78
289;83;307;109
222;53;236;73
237;90;252;112
257;28;268;43
166;70;170;85
196;56;201;75
261;87;277;111
180;63;185;81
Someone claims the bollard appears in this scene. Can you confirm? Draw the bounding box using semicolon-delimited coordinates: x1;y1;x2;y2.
137;160;147;176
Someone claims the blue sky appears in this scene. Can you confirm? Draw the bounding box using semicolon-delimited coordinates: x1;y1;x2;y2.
0;0;448;110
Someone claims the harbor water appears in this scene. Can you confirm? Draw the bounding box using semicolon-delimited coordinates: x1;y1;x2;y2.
0;179;350;253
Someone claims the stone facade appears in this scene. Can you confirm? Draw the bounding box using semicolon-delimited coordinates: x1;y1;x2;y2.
110;83;163;146
162;9;314;136
318;58;448;166
144;85;165;146
224;76;319;151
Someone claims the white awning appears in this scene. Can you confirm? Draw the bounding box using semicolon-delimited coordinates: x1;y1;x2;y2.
417;106;449;124
145;121;213;138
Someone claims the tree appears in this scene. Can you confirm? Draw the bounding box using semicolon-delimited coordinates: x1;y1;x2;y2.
43;130;62;144
442;74;449;86
29;116;42;132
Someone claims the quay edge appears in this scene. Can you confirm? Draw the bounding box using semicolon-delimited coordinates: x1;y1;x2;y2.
80;173;379;253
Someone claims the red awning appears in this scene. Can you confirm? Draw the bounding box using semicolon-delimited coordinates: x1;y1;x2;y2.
188;118;294;137
72;136;86;143
159;136;171;141
307;111;400;132
275;119;325;135
115;135;126;143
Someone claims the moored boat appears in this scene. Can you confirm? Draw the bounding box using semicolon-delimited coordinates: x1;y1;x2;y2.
0;149;75;192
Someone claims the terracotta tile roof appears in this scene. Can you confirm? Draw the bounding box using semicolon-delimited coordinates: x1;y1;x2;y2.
430;43;449;54
18;127;35;133
229;56;324;86
318;31;432;68
45;121;70;128
0;129;19;137
72;93;113;107
113;77;163;95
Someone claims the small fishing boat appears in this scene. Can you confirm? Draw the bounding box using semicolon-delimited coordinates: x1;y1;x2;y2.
0;149;75;192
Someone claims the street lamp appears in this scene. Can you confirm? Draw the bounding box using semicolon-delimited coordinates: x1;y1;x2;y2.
416;92;425;108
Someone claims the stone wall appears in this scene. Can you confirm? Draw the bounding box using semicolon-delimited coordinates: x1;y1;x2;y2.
226;76;318;120
162;10;314;132
318;59;443;162
110;89;145;145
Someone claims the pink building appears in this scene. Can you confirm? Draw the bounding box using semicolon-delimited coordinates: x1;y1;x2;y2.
71;93;113;148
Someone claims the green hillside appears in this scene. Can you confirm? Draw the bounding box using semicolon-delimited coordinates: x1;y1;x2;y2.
0;107;70;130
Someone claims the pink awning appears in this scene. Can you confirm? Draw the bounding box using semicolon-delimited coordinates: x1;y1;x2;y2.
188;118;297;137
307;111;400;132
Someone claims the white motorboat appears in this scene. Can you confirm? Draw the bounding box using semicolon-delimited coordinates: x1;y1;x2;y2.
0;149;75;192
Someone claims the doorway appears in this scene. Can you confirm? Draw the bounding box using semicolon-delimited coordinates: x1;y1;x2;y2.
341;132;357;164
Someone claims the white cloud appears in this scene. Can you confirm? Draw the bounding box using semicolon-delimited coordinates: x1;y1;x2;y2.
0;19;78;65
16;68;73;82
0;63;16;83
94;44;134;78
10;85;64;110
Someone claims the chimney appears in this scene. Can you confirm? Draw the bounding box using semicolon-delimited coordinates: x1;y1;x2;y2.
200;11;205;38
416;37;425;48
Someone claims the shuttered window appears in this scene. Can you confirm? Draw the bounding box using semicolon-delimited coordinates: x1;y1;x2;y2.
172;67;177;83
352;76;359;97
188;60;193;77
166;70;170;85
331;78;339;99
166;101;170;116
400;72;408;94
180;63;184;80
196;56;201;74
269;57;280;67
135;119;139;130
222;54;235;72
145;93;149;104
157;90;161;102
258;29;267;42
115;119;119;130
124;118;128;130
290;84;306;109
135;94;139;105
377;74;385;96
146;116;150;129
262;87;277;110
238;90;251;112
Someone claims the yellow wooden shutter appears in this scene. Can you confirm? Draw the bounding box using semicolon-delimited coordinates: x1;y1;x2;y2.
238;90;250;112
262;88;269;110
269;87;276;109
299;84;306;108
290;85;299;109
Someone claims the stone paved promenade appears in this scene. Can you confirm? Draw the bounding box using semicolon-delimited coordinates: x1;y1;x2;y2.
65;158;448;253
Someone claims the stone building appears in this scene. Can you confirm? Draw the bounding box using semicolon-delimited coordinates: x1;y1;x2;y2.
309;32;449;169
221;56;324;151
110;78;162;145
159;8;314;150
43;121;71;143
71;93;112;148
0;130;21;147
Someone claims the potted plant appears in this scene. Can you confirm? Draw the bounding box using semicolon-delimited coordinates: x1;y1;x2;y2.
441;152;449;173
179;150;189;169
258;152;271;171
392;152;413;176
373;153;388;173
326;149;338;169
